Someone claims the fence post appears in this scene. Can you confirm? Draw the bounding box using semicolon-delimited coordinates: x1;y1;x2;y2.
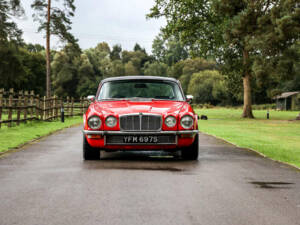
24;91;28;123
79;97;83;115
16;90;23;126
53;95;56;119
71;97;74;117
60;97;64;122
0;88;3;128
35;94;39;120
8;88;14;127
30;90;34;120
66;96;70;117
43;96;46;120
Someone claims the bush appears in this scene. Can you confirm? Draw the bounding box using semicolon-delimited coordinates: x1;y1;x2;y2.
187;70;227;105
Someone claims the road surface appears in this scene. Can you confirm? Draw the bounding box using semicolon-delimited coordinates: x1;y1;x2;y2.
0;126;300;225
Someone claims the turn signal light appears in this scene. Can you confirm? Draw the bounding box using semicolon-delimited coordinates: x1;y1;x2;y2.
88;134;102;139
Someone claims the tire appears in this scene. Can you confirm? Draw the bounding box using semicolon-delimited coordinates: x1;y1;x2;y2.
181;133;199;160
83;135;100;160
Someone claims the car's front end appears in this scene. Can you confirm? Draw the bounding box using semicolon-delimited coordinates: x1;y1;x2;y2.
82;76;199;160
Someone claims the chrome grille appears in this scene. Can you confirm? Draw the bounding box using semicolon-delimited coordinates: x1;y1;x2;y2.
120;114;161;131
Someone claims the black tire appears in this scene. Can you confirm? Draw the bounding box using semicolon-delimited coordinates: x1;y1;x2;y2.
83;135;100;160
181;133;199;160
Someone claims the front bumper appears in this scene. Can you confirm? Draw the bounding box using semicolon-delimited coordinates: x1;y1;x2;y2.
82;130;199;135
83;130;198;150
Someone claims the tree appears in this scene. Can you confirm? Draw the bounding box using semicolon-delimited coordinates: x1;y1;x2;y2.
124;61;139;75
110;44;122;61
152;33;188;66
110;60;125;76
122;50;148;74
143;62;168;76
177;58;216;92
0;42;46;95
134;43;145;52
76;53;99;97
148;0;300;118
31;0;77;97
188;70;227;105
0;0;24;43
51;44;81;97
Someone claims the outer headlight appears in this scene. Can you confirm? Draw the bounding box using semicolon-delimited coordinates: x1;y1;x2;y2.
105;116;117;128
180;115;194;129
88;116;101;129
164;116;176;128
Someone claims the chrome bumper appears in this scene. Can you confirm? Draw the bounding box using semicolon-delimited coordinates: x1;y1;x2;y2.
82;130;199;135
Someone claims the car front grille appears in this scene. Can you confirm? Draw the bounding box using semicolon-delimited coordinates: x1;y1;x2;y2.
119;114;162;131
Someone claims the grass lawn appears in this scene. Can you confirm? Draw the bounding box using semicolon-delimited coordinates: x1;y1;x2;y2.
0;116;83;153
195;108;300;168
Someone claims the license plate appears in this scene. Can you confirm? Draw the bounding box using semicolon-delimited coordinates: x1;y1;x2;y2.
123;135;158;143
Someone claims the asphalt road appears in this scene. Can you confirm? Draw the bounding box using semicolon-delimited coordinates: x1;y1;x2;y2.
0;126;300;225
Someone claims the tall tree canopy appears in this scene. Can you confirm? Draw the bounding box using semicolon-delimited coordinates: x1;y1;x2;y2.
148;0;300;118
0;0;24;43
31;0;77;97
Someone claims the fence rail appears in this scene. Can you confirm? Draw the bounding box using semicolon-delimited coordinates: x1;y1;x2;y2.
0;88;89;128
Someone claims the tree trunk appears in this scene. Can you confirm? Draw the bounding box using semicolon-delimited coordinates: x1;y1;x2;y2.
242;50;254;118
46;0;51;97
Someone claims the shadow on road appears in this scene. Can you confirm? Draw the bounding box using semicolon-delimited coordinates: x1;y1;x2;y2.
82;151;199;172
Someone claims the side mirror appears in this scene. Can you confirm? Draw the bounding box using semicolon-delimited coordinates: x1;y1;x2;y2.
186;95;193;104
87;95;95;102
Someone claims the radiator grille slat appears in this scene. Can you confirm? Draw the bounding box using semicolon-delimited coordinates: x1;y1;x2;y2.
120;114;161;131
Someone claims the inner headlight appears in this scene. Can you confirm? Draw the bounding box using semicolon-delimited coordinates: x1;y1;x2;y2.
105;116;117;128
88;116;101;129
165;116;176;128
180;115;194;129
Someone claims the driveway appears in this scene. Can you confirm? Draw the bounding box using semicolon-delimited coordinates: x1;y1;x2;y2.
0;125;299;225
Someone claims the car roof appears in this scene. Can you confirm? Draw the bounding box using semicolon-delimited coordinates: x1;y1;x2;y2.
101;76;179;83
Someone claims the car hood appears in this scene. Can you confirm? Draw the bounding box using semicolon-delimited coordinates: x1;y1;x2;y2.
92;100;186;116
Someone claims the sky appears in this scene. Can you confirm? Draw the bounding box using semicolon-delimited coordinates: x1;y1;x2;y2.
15;0;166;54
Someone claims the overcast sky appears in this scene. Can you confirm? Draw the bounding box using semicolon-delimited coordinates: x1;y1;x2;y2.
16;0;166;54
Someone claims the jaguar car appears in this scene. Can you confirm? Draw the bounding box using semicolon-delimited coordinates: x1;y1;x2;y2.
82;76;199;160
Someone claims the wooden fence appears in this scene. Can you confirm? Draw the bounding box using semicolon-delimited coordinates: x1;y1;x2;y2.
0;88;89;128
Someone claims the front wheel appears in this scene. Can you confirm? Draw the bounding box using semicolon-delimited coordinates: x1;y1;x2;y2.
83;135;100;160
181;133;199;160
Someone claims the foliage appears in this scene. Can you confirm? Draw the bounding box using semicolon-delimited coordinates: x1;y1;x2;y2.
148;0;300;117
0;0;24;43
0;42;46;95
152;32;188;66
31;0;77;44
110;44;122;61
51;44;81;97
143;61;168;76
188;70;227;105
177;58;217;92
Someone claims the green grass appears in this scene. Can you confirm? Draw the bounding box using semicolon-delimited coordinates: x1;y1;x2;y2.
195;108;300;168
0;116;83;153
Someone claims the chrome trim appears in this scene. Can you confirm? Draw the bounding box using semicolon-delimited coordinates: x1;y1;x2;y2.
83;130;199;135
119;113;162;131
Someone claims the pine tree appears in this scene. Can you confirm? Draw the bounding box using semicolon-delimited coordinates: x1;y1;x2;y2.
31;0;77;97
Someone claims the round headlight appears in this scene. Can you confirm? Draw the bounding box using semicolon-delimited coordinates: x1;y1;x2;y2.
180;115;194;129
88;116;101;129
105;116;117;128
165;116;176;128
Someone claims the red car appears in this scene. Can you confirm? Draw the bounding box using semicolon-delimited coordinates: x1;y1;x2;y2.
83;76;199;160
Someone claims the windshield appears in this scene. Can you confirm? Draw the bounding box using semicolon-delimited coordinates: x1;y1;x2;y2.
98;80;184;101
